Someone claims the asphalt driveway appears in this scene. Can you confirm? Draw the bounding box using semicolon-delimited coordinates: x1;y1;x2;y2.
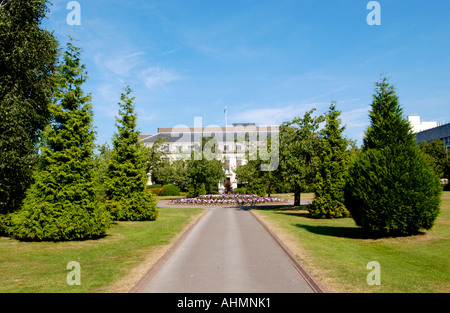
134;205;316;293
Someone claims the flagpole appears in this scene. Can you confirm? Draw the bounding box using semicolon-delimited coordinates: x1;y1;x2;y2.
224;105;228;134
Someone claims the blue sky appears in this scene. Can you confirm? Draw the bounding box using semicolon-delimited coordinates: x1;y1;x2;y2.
43;0;450;146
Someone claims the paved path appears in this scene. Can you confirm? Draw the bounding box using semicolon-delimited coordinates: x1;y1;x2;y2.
135;205;315;293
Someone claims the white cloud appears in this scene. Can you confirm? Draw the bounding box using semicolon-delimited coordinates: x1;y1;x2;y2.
231;103;324;126
93;50;181;91
340;106;370;129
96;51;145;77
136;108;157;122
140;66;181;90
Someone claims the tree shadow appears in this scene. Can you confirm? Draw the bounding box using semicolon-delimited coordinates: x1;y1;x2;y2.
293;223;423;240
249;204;308;211
294;223;370;240
250;205;375;239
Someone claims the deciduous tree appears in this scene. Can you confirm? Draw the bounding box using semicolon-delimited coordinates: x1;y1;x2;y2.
0;0;58;216
279;110;324;206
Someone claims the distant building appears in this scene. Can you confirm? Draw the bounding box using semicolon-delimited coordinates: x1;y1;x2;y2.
408;115;437;133
415;122;450;151
139;123;279;192
408;114;449;152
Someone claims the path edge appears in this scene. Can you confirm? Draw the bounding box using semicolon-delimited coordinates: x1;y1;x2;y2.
129;209;209;293
249;209;329;294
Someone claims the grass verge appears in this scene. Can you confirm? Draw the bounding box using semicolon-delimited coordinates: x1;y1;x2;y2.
0;207;204;293
252;192;450;293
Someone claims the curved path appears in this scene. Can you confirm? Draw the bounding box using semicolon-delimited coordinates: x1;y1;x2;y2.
133;203;320;293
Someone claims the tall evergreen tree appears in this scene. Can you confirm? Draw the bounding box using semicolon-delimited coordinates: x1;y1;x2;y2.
309;101;351;218
8;40;112;241
0;0;58;216
344;77;441;236
105;85;158;221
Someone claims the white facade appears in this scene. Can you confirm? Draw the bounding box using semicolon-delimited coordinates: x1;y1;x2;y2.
140;123;279;192
408;115;437;133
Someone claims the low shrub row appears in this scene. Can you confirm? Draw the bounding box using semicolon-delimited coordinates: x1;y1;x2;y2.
148;184;181;196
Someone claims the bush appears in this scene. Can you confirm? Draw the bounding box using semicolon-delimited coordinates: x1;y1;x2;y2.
198;183;207;196
309;196;350;219
247;184;266;197
111;192;158;222
148;187;165;196
0;213;12;237
146;184;162;189
104;199;123;221
224;181;232;194
345;145;441;236
234;187;247;195
162;184;181;196
9;198;112;242
187;183;207;198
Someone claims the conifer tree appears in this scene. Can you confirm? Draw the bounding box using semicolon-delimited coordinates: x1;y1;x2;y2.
344;77;441;236
105;85;158;221
0;0;58;217
8;40;112;241
309;101;351;218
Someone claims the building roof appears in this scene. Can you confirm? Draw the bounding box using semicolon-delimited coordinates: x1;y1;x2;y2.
140;125;280;144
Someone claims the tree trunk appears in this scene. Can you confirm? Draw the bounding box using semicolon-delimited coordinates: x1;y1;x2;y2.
294;183;301;206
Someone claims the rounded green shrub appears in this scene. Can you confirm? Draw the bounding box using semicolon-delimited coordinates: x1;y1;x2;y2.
120;192;158;221
162;184;181;196
233;187;247;195
345;145;441;236
9;189;112;241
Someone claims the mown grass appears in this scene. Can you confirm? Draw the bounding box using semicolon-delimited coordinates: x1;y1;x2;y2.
0;207;204;293
253;191;450;293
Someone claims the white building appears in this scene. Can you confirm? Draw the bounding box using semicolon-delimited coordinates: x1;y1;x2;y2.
139;123;280;192
408;115;437;133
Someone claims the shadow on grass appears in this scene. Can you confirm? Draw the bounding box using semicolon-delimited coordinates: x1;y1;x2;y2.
250;204;307;211
251;205;385;240
294;223;369;240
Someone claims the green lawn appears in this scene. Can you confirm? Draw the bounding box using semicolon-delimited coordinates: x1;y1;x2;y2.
0;207;204;293
253;191;450;293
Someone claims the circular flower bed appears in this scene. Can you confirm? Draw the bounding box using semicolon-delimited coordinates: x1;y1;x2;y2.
168;194;288;206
